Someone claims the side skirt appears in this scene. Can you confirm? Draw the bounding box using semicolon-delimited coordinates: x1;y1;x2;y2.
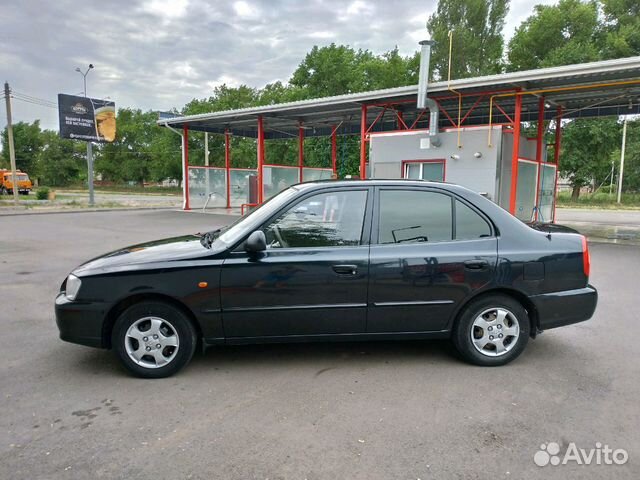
202;330;450;350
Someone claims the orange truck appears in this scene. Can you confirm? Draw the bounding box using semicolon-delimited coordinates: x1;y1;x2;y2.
0;169;33;195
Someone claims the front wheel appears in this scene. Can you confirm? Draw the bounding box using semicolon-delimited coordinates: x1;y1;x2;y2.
452;294;530;366
112;301;197;378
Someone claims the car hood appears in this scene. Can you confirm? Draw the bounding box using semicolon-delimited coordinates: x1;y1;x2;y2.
73;235;219;275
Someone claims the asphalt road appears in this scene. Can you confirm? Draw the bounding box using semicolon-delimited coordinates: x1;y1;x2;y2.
1;210;638;479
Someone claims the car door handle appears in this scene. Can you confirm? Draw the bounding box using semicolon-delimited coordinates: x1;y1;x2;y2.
332;264;358;276
464;260;489;270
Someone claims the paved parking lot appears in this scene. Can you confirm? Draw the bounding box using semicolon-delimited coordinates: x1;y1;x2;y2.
1;210;638;479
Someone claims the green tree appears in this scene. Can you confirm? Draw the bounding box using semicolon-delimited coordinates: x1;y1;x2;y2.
507;0;600;71
601;0;640;58
96;109;181;184
290;44;362;97
559;118;620;198
36;131;86;186
0;120;43;173
359;47;420;90
427;0;509;80
183;84;259;115
613;119;640;192
290;44;419;97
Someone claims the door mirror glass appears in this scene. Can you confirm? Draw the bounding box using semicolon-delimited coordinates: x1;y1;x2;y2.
245;230;267;253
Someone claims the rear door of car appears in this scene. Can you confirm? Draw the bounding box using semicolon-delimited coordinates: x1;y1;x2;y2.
220;186;373;338
367;186;498;333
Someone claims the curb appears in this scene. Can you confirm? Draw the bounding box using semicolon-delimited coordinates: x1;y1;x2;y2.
0;206;179;217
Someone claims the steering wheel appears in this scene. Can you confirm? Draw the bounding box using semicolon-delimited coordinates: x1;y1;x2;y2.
272;224;288;248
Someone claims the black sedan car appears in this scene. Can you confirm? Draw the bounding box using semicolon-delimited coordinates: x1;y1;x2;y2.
56;180;597;378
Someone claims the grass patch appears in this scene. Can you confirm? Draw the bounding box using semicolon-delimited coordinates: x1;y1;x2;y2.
54;184;181;195
557;191;640;209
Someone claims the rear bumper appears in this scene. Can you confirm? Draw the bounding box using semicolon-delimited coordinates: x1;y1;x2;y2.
55;293;107;348
530;285;598;331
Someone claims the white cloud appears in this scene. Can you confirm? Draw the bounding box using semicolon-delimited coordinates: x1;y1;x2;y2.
308;31;335;39
142;0;189;20
346;0;372;16
233;1;259;18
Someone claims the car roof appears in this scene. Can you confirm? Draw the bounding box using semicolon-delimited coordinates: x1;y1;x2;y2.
295;179;472;195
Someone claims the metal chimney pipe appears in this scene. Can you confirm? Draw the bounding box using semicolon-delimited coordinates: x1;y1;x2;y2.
417;40;441;147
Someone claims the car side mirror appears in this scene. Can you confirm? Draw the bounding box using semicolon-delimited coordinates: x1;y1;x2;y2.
245;230;266;253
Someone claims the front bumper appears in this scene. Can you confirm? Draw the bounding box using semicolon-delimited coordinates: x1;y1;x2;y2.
530;285;598;331
55;293;108;348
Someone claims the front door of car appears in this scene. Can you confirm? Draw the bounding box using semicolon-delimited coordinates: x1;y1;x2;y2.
220;187;372;339
367;187;498;333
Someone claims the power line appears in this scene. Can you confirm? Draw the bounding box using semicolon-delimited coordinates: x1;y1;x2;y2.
12;90;58;107
12;93;57;107
11;95;58;109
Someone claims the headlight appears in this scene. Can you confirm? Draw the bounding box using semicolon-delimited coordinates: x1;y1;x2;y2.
65;274;82;300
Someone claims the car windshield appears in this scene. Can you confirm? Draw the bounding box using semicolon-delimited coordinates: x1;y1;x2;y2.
213;186;302;249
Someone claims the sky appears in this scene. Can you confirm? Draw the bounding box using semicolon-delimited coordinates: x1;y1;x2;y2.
1;0;556;132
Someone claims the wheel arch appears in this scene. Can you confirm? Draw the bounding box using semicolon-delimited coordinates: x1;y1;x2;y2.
102;293;202;349
449;288;539;338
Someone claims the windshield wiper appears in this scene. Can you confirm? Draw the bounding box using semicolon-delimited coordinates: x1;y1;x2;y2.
199;228;222;249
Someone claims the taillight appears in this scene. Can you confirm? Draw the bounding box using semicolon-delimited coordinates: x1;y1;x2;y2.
581;235;590;278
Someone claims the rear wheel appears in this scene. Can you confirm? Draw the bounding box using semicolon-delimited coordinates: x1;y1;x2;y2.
112;301;197;378
452;294;530;366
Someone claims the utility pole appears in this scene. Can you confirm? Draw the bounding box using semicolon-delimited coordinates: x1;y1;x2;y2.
617;117;627;204
76;64;95;206
3;82;20;205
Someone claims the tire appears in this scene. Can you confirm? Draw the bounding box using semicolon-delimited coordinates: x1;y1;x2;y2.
452;294;530;366
112;301;197;378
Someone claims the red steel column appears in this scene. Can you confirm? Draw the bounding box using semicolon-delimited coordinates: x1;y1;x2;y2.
225;129;231;209
298;123;304;183
397;111;404;130
509;95;523;215
554;106;563;165
553;106;563;222
257;115;265;204
534;97;545;221
359;104;367;178
183;124;190;211
331;125;337;177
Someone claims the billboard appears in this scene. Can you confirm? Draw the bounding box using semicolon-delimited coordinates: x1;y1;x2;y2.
58;94;116;142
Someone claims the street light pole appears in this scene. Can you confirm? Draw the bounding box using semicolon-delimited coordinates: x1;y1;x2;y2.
75;64;95;206
617;117;628;204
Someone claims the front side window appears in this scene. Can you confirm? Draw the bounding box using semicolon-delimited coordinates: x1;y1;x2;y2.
264;190;368;248
379;190;452;244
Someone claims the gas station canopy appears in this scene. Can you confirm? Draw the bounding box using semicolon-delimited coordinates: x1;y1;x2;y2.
159;56;640;139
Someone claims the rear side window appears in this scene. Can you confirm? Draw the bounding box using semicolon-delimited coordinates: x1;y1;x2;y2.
455;200;492;240
378;190;452;244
